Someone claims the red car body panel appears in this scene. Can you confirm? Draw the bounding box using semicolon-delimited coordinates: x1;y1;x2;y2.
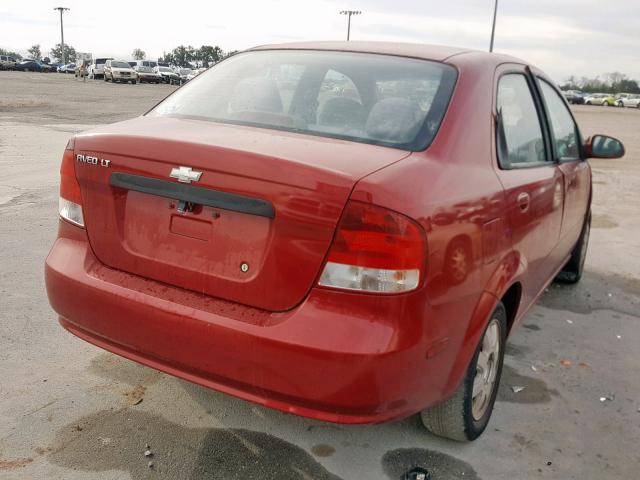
45;42;592;423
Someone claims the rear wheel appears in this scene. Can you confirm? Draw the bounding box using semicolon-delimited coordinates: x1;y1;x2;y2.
556;212;591;284
421;303;507;441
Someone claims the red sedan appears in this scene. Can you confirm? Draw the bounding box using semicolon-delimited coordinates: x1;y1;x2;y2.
45;42;625;441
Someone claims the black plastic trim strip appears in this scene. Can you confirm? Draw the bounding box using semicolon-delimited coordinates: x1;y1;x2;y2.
109;172;275;219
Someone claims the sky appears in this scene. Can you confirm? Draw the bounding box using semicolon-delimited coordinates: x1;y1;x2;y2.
2;0;639;83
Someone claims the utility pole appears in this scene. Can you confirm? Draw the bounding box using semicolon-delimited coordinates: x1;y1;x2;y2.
54;7;70;64
489;0;498;52
340;10;361;41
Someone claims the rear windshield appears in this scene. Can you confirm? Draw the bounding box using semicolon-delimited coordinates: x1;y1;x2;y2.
149;50;457;150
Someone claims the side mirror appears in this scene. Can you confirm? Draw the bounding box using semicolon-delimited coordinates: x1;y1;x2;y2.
585;135;625;159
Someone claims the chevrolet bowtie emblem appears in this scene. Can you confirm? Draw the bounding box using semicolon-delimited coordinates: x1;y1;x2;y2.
170;166;202;184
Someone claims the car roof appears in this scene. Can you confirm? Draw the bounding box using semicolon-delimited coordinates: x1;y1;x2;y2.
249;41;525;67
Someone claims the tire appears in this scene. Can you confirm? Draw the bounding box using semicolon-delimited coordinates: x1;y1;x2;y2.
131;80;137;84
421;303;507;442
556;211;591;284
585;101;591;105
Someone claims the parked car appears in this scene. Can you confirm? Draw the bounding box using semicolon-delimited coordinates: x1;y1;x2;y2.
615;94;640;108
155;65;180;84
45;42;625;442
103;60;137;84
562;90;585;104
16;60;52;72
0;55;18;70
584;93;615;106
132;60;159;69
88;58;113;79
134;65;162;84
178;68;193;84
58;63;76;73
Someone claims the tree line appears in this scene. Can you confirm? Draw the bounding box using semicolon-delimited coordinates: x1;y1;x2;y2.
1;44;235;67
562;72;640;94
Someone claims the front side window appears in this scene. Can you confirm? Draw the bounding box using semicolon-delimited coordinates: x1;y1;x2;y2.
538;80;580;160
496;73;547;166
149;50;457;150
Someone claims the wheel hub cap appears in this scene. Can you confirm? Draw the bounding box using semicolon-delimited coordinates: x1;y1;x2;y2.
472;319;501;421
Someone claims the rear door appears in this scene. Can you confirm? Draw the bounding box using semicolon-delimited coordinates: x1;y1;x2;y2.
535;77;591;256
492;66;565;306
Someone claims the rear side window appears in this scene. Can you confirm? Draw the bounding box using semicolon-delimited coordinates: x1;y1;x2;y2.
149;50;457;150
496;74;547;167
538;81;580;160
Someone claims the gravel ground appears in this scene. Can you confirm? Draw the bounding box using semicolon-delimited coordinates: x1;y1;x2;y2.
1;71;639;480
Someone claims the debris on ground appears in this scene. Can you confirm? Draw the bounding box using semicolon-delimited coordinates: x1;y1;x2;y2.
148;461;154;469
566;319;574;324
616;335;622;339
531;365;538;372
144;449;153;457
511;386;525;393
578;362;590;368
560;359;572;367
124;385;146;406
600;395;615;402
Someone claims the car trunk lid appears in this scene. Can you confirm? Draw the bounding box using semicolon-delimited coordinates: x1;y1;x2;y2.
73;116;409;311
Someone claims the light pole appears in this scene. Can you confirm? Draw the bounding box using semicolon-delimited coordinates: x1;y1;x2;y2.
489;0;498;52
54;7;70;64
340;10;361;41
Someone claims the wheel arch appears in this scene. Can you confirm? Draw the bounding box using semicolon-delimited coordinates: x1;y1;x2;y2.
440;252;523;399
500;282;522;336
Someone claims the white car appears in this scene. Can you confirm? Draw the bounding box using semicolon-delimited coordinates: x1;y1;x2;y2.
88;57;113;79
103;60;137;84
0;54;18;70
154;66;180;85
616;94;640;108
584;93;614;106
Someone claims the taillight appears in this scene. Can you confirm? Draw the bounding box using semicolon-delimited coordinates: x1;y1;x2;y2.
318;200;426;293
59;137;84;227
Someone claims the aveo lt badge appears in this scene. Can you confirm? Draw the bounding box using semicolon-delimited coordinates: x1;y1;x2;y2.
77;154;111;168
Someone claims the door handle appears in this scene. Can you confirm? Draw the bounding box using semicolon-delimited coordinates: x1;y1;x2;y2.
517;192;530;212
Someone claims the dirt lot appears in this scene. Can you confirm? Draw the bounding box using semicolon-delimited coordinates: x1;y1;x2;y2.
1;71;639;480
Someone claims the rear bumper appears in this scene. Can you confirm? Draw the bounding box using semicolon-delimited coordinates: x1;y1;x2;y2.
45;222;451;424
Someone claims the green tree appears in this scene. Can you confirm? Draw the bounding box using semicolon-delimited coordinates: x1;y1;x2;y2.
0;48;22;60
28;44;42;60
50;43;76;63
171;45;196;67
132;48;146;60
196;45;223;67
158;52;174;64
